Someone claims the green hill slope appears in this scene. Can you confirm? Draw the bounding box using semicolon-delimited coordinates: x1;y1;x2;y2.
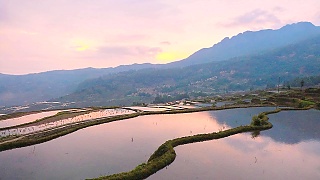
55;35;320;107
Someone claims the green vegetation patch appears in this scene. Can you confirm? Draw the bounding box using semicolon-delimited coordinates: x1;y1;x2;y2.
0;113;140;152
0;109;93;131
92;109;275;180
298;100;315;108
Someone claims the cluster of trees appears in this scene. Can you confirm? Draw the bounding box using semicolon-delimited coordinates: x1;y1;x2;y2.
287;75;320;88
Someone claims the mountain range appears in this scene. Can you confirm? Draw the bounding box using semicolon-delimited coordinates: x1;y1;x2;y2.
1;22;320;111
54;33;320;107
167;21;320;67
0;63;156;106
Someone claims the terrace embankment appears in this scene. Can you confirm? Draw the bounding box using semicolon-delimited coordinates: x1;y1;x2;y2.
90;109;279;180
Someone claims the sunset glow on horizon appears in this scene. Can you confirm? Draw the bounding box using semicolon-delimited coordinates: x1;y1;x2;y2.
1;0;320;74
156;51;190;63
70;38;99;52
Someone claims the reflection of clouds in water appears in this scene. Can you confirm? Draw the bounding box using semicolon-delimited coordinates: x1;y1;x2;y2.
0;110;61;128
0;109;135;138
223;133;271;154
156;130;320;179
208;113;217;121
1;108;320;179
208;107;276;128
153;109;320;179
297;140;320;156
204;112;231;131
0;111;235;179
264;109;320;144
126;106;169;112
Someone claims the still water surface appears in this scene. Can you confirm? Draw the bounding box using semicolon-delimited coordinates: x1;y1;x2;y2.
0;107;319;179
0;109;134;137
152;109;320;179
0;110;61;128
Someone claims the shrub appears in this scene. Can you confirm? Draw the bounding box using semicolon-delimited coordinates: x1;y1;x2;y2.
298;100;315;108
251;116;261;126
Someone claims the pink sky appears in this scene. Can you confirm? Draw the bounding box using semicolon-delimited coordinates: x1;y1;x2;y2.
1;0;320;75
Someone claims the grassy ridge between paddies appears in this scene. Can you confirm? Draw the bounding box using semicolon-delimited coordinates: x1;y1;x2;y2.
0;103;314;179
0;108;89;121
0;111;46;121
90;109;279;180
0;109;94;131
0;113;140;152
0;105;264;151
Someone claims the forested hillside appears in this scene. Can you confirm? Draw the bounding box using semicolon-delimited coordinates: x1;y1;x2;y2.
55;35;320;107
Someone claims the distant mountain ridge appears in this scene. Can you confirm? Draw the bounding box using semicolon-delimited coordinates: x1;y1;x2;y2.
0;63;156;106
168;22;320;67
1;22;320;108
53;34;320;108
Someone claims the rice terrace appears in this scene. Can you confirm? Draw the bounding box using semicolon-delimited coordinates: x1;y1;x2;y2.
1;2;320;179
0;88;319;179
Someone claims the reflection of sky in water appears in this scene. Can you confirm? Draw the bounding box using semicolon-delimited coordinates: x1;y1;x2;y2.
126;105;196;111
0;109;134;138
0;108;319;179
264;109;320;144
0;111;226;180
152;109;320;179
153;134;320;179
0;110;61;128
208;107;276;127
125;106;169;111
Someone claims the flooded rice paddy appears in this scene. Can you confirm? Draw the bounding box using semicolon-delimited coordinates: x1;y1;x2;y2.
152;109;320;179
0;108;134;138
0;107;319;179
126;104;196;112
0;110;62;129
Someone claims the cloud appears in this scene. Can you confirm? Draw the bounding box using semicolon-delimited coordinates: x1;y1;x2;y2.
315;13;320;25
98;45;162;57
20;30;38;36
71;45;163;69
114;0;176;19
272;6;285;12
2;0;320;74
160;41;171;45
107;34;148;42
0;2;10;23
222;9;281;27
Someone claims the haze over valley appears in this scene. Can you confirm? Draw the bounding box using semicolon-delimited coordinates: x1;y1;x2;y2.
1;1;320;179
1;22;320;111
